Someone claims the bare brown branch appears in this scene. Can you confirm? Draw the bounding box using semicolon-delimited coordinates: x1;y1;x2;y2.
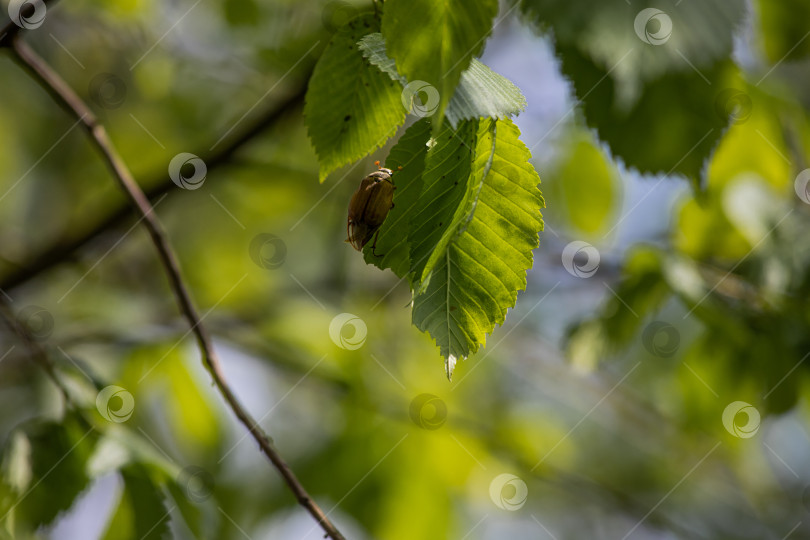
7;36;345;540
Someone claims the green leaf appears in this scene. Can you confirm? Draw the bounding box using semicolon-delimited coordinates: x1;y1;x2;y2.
567;246;673;370
408;120;478;285
521;0;745;88
358;33;526;128
757;0;810;62
521;0;746;179
446;60;527;127
356;33;407;85
363;119;432;277
305;14;407;181
558;46;736;179
89;428;213;540
160;355;222;456
102;466;171;540
0;415;95;530
166;481;211;540
381;0;498;127
550;130;618;235
411;118;544;378
223;0;259;27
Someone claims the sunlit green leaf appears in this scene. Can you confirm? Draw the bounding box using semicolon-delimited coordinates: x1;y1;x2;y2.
408;120;477;285
411;118;544;377
551;131;618;235
160;357;222;457
305;14;407;181
382;0;498;126
358;33;526;128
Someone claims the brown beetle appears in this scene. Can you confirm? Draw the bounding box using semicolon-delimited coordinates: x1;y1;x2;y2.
346;161;396;255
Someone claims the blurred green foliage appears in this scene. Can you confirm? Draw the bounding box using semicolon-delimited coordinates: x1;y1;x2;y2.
0;0;809;539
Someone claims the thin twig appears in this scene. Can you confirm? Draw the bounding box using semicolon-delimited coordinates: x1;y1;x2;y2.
8;37;346;540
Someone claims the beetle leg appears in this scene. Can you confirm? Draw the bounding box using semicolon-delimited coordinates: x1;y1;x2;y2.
371;230;384;257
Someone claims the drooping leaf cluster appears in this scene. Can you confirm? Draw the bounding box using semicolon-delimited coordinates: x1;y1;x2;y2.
305;3;543;377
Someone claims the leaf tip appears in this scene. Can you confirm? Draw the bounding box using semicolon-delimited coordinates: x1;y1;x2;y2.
445;354;458;380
